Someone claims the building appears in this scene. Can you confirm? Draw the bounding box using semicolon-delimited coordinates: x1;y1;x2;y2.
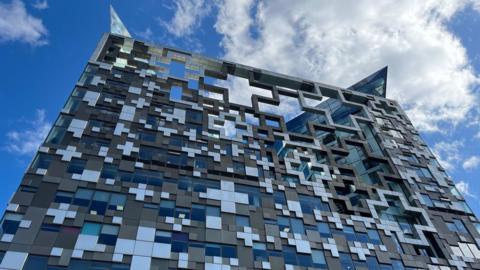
0;6;479;270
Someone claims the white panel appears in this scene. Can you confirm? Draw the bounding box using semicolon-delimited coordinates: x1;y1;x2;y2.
152;243;172;259
114;239;135;255
131;256;151;270
133;240;153;256
0;251;28;270
206;216;222;229
136;226;156;241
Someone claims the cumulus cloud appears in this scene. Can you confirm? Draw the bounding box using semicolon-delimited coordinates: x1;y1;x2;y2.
159;0;213;37
455;180;477;198
4;109;51;156
472;0;480;12
0;0;48;46
432;140;464;171
463;156;480;170
210;0;479;132
136;27;154;42
32;0;48;10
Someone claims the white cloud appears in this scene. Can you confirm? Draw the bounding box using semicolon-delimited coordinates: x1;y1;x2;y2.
472;0;480;12
475;131;480;139
0;0;48;46
455;180;477;198
211;0;479;133
32;0;48;10
4;109;51;156
432;140;464;171
159;0;213;37
463;155;480;170
136;27;154;42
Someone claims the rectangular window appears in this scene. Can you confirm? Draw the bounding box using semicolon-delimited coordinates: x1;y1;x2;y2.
81;222;101;236
171;232;189;253
55;191;73;204
155;230;171;243
31;153;53;171
317;222;331;238
67;158;86;174
311;250;326;267
447;219;469;235
90;191;109;215
1;214;22;235
170;86;183;101
367;229;382;245
109;194;126;210
98;225;119;245
186;110;203;124
73;188;93;207
191;204;206;221
235;184;261;207
420;194;433;207
206;206;220;217
159;200;175;217
81;223;119;246
235;215;250;227
101;164;118;180
253;243;268;261
136;130;156;142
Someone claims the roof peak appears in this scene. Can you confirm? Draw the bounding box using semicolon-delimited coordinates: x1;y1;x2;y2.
110;5;131;38
348;66;388;97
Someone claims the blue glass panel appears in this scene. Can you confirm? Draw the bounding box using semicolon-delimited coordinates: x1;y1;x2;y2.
159;200;175;216
98;234;117;245
1;220;20;234
170;86;183;101
23;255;48;270
221;245;237;258
191;205;206;221
206;206;220;217
312;250;326;265
366;256;380;270
291;218;305;234
172;241;188;253
235;216;250;227
81;223;101;236
367;229;381;245
155;231;171;243
205;243;221;257
188;79;198;89
169;61;185;78
67;158;86;174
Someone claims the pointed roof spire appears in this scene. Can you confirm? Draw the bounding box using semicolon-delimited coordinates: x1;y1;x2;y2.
348;66;388;97
110;5;131;37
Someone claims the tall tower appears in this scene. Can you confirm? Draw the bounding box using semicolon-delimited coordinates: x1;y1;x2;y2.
0;6;479;270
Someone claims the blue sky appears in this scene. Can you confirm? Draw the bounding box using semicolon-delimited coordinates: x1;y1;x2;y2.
0;0;479;216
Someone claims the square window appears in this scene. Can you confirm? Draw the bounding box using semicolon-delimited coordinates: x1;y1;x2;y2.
170;86;183;101
191;205;206;221
68;158;86;174
312;250;326;265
